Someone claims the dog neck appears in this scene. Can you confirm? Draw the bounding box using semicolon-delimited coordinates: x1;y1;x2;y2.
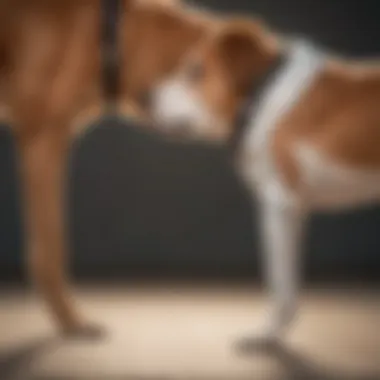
229;50;286;152
229;40;326;154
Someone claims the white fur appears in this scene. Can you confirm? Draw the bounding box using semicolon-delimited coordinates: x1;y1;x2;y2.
152;79;224;138
234;41;326;343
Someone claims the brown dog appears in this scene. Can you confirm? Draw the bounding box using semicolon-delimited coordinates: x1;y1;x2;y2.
150;19;380;343
0;0;215;336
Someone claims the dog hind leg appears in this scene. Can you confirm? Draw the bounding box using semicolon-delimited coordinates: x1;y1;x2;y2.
9;5;103;337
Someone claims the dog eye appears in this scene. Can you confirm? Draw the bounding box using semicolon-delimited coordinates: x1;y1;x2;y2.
185;61;205;82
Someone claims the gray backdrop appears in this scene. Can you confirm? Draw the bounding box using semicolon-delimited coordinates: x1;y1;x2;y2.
1;0;379;282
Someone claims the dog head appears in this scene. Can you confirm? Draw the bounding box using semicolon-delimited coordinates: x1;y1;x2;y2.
149;18;280;141
122;0;218;115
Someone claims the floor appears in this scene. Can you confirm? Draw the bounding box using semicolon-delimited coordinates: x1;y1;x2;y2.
0;282;379;380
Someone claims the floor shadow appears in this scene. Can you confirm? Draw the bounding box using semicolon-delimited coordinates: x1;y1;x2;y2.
236;340;379;380
0;336;57;380
27;347;380;380
6;337;377;380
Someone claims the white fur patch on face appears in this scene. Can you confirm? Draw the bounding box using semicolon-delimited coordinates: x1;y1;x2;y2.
151;77;223;139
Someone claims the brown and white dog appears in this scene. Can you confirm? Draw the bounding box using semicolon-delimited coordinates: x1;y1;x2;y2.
0;0;217;337
150;19;380;343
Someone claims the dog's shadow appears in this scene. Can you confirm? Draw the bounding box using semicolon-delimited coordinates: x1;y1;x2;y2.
0;336;58;380
0;336;377;380
0;329;109;380
235;339;378;380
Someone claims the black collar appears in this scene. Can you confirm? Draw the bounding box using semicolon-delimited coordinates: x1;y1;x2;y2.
228;53;287;152
101;0;122;111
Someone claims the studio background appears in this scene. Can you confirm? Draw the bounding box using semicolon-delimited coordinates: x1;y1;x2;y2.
1;0;380;282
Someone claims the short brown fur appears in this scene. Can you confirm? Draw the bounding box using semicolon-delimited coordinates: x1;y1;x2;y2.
188;20;380;192
0;0;214;335
275;61;380;190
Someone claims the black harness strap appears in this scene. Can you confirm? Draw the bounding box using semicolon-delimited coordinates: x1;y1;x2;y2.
229;54;286;153
101;0;122;111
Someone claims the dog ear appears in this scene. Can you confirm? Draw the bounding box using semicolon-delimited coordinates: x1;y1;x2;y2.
215;20;274;95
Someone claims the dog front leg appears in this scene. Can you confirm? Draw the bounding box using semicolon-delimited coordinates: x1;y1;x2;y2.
261;197;305;338
240;193;305;347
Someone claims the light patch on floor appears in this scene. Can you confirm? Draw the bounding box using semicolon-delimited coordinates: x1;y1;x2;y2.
0;283;379;380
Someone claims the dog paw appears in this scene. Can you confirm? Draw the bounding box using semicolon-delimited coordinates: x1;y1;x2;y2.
234;306;297;353
61;321;107;340
234;324;282;353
